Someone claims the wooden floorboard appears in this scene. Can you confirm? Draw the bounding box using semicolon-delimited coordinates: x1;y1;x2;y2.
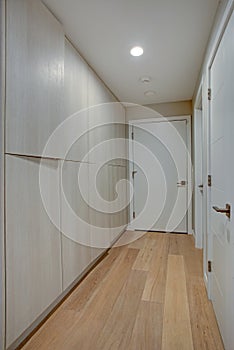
96;270;147;350
128;301;163;350
142;233;169;303
21;232;224;350
132;237;157;271
162;254;194;350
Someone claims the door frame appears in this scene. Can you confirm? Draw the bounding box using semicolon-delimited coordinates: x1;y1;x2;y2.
0;0;6;348
128;115;192;234
200;2;234;299
193;81;204;250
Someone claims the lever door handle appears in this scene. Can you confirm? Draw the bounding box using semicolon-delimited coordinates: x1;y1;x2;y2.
198;184;203;189
212;204;231;219
177;180;187;186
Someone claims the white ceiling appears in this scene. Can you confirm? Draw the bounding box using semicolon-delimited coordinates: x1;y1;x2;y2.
43;0;220;105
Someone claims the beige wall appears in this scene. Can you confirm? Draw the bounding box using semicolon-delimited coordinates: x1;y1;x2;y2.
145;100;192;117
126;100;192;121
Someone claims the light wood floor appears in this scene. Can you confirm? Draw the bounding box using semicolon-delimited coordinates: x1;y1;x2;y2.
21;232;224;350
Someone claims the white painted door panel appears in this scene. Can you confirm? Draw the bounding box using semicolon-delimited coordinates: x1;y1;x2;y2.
6;0;64;157
6;155;62;347
133;120;188;233
210;10;234;350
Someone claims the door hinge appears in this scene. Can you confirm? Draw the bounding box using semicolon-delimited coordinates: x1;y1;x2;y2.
133;211;136;219
131;131;134;140
208;175;212;187
208;88;211;101
132;170;137;179
208;260;212;273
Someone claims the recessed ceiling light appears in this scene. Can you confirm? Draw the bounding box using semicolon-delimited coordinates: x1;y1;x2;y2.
130;46;144;57
139;76;151;83
144;90;156;97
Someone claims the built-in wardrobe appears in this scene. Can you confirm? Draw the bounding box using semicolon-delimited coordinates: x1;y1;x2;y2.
4;0;128;348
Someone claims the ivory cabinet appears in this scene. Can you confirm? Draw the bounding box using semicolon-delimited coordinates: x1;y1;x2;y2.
4;1;128;347
64;40;89;162
60;160;92;290
6;0;64;157
109;103;127;167
88;68;116;165
88;73;126;166
109;165;129;243
88;163;111;260
6;155;62;347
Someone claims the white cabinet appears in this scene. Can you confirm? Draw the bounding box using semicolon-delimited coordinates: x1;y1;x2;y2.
87;72;126;166
109;165;128;243
64;40;89;162
6;155;62;347
109;103;127;167
5;1;128;346
88;68;116;165
64;40;88;113
60;160;92;290
88;163;111;260
6;0;64;157
88;67;116;107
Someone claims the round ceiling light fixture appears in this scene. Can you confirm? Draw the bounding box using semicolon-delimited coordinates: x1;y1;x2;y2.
139;76;152;83
130;46;144;57
144;90;156;97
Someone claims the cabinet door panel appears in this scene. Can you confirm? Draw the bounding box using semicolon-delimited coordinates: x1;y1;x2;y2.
109;165;128;243
64;40;89;162
6;0;64;157
88;68;116;107
88;163;110;260
60;160;91;290
88;72;126;166
6;155;62;347
109;103;127;167
88;68;116;165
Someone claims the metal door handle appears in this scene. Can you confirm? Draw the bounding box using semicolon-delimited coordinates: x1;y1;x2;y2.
212;204;231;219
177;180;187;186
198;184;203;189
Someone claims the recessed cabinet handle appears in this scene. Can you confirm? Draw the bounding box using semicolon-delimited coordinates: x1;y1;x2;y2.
212;204;231;219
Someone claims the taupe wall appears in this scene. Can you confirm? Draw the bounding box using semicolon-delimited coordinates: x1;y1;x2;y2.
0;1;5;349
126;100;192;121
145;100;192;117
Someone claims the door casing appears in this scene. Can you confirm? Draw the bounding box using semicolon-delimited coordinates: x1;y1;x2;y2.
194;1;234;298
128;115;192;234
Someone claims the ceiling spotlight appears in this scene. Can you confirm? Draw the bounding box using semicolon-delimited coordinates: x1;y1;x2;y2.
144;90;156;96
139;76;151;83
130;46;144;57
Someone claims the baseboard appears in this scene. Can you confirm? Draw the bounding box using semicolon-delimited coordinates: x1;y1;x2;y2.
126;224;135;231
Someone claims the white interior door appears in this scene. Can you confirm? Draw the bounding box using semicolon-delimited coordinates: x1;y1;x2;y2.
210;10;234;350
132;120;188;233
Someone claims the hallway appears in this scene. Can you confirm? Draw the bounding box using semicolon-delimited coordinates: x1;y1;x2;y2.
21;232;223;350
